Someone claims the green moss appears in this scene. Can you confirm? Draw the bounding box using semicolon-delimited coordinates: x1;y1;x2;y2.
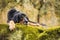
0;24;60;40
38;26;60;40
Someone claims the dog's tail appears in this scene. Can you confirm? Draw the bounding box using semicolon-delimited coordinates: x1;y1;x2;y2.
7;8;17;23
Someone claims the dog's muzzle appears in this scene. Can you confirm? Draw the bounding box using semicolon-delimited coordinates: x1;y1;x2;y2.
23;17;28;25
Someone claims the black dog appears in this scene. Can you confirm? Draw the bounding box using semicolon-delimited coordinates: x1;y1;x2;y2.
7;8;29;25
7;8;41;30
7;8;30;30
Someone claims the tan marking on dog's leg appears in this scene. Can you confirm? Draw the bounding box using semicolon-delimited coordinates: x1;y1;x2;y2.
8;20;15;31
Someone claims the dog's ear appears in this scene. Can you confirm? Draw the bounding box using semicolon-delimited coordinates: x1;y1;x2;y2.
21;14;26;17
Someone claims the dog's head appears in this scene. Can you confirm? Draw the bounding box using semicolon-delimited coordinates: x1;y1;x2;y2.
20;13;29;25
14;13;29;25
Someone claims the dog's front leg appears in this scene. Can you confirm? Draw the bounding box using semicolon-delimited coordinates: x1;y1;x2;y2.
8;20;15;31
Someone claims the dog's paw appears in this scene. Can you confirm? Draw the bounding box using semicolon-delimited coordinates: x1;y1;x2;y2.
8;21;15;31
9;26;15;31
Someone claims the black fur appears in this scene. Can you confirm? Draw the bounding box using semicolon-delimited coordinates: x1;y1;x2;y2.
7;8;17;22
7;8;29;25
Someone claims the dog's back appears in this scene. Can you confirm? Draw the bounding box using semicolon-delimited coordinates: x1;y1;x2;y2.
7;8;17;23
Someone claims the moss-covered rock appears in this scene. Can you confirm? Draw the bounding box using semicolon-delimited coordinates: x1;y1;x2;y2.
38;26;60;40
0;24;60;40
0;24;43;40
